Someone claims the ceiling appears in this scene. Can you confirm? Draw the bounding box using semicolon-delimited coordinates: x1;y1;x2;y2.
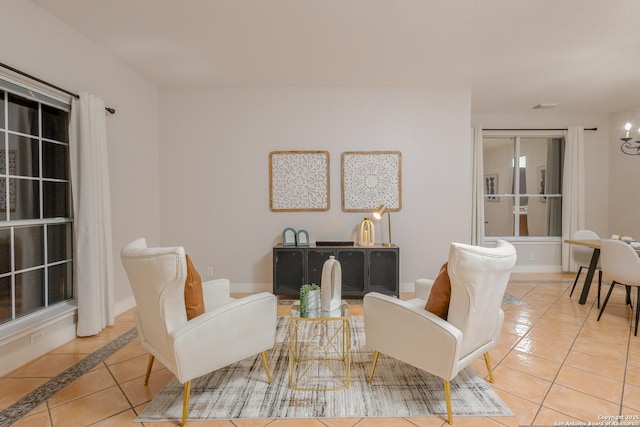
34;0;640;114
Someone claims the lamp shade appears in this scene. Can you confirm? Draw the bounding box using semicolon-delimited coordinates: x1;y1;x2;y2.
373;204;387;220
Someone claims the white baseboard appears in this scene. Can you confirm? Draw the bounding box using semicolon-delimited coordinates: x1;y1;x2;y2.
115;295;136;316
0;312;76;377
0;295;138;378
512;265;562;273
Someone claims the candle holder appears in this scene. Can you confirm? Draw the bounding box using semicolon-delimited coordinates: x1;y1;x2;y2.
358;217;375;245
620;122;640;155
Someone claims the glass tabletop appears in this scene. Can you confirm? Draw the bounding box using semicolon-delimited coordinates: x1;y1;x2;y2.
290;300;350;320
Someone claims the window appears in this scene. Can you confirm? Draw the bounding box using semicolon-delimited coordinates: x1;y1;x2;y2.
483;135;564;239
0;82;73;326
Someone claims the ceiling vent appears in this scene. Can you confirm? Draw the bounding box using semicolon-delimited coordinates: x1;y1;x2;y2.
533;103;559;109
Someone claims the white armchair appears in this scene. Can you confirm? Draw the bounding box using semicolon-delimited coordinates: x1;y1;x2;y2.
363;240;517;424
120;238;277;426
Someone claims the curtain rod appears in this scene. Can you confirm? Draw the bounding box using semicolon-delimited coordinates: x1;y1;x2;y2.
483;127;597;131
0;62;115;115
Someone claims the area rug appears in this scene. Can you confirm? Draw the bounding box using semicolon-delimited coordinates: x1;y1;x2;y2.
135;316;513;422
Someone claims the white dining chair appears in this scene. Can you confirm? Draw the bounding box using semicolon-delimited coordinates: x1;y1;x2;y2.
569;230;603;307
598;239;639;336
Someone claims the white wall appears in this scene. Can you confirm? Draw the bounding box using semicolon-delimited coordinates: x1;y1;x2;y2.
159;87;471;292
473;112;610;271
609;106;640;239
2;0;620;375
0;0;160;375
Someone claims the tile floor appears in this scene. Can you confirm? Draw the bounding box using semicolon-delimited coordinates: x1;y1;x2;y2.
2;272;640;426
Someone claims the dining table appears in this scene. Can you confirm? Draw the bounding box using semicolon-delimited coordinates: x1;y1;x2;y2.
565;238;640;305
564;239;602;305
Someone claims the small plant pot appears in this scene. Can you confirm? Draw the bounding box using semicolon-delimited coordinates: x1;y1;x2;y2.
308;289;321;310
299;284;321;316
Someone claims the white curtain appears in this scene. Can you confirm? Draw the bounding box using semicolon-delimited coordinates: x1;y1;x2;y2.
471;126;485;246
69;93;115;336
561;126;585;271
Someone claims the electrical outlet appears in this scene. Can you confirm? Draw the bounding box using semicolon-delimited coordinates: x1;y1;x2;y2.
207;267;214;277
30;331;44;344
528;252;535;261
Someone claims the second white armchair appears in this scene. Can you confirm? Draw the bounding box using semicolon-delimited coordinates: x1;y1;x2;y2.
364;240;517;424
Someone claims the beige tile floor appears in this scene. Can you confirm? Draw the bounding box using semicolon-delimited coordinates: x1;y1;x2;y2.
2;272;640;426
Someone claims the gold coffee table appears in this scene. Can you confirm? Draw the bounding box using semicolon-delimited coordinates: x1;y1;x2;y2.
289;300;351;391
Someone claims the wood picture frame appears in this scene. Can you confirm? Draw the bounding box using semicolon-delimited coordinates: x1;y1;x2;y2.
296;229;310;246
282;228;297;246
269;151;330;212
341;151;401;212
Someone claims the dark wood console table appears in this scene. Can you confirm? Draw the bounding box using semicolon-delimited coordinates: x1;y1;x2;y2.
272;244;399;297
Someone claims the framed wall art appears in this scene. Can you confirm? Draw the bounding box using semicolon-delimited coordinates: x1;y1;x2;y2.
484;174;499;202
269;151;329;212
0;151;16;212
341;151;401;212
537;166;547;202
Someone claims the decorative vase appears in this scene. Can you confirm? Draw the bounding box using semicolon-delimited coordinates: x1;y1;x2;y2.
321;256;342;311
358;217;375;245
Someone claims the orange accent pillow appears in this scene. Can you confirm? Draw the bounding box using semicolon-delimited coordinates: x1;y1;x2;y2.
425;262;451;320
184;254;205;320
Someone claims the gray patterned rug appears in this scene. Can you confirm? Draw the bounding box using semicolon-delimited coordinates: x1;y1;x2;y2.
135;316;512;422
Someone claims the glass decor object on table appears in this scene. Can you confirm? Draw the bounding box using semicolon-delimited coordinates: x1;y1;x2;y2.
289;300;351;391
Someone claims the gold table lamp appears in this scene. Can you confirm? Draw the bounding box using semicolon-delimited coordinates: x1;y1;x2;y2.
373;204;393;247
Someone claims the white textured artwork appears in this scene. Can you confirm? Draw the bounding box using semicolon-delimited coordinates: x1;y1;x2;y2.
270;151;329;211
342;151;401;212
0;151;16;212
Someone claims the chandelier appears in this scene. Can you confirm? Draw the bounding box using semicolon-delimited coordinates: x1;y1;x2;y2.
621;122;640;155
